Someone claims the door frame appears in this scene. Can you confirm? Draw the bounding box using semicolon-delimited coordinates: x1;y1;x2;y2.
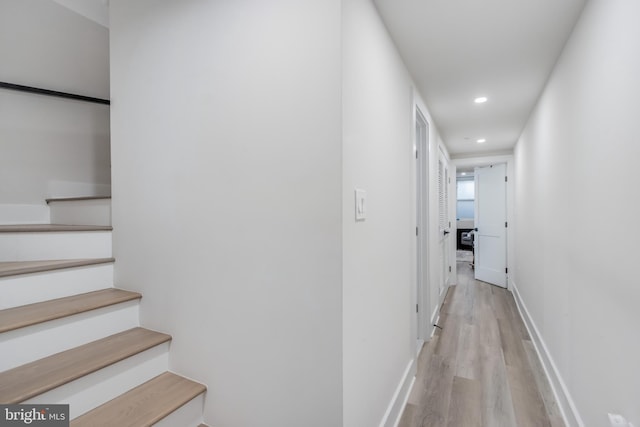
452;154;514;290
414;107;429;351
438;148;453;296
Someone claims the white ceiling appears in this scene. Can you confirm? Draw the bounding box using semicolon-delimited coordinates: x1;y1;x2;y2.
53;0;586;157
373;0;586;157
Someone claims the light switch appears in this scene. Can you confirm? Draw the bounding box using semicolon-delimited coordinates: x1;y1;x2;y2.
355;189;366;221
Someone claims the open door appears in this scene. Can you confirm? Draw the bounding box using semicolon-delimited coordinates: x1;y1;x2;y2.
474;164;507;287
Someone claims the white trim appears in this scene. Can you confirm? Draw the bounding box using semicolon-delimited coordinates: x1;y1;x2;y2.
510;280;585;427
413;102;431;345
448;163;457;286
428;279;448;339
379;359;416;427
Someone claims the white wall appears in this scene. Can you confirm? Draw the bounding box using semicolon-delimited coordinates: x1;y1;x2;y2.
109;1;343;426
513;0;640;425
0;0;110;223
342;1;445;425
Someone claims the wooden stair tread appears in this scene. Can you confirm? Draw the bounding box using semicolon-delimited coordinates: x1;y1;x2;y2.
46;196;111;204
0;258;114;278
0;288;140;333
0;224;112;232
70;372;206;427
0;327;171;403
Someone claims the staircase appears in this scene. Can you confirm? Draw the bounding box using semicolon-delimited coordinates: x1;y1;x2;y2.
0;197;208;426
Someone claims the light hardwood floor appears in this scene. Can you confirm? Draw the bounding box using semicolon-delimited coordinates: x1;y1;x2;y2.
398;259;564;427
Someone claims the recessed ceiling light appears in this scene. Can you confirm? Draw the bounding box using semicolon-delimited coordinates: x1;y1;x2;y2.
474;96;488;104
461;172;467;176
477;138;486;143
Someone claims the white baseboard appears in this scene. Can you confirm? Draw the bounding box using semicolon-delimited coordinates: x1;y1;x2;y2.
510;280;584;427
379;359;416;427
0;204;50;225
429;304;440;338
428;283;449;338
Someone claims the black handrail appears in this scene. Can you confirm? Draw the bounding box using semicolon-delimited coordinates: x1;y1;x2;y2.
0;81;110;105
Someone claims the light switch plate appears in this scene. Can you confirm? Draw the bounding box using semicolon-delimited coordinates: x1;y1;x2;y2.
355;189;366;221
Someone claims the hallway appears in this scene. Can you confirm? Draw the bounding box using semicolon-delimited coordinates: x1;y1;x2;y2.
398;258;563;427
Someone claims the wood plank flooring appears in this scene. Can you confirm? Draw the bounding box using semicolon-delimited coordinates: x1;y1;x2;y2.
398;260;563;427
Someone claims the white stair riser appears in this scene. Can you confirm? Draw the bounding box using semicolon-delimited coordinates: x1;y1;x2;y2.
154;391;205;427
0;301;139;371
25;342;169;419
0;231;112;261
0;264;114;309
0;204;50;225
49;199;111;226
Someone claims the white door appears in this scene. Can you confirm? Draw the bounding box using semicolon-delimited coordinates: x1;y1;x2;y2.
438;154;451;295
474;164;507;287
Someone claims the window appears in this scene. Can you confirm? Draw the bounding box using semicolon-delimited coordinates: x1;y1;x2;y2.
457;178;474;219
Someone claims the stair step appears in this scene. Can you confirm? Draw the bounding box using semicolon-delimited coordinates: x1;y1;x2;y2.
0;327;171;404
70;372;206;427
0;288;140;333
0;258;114;278
46;196;111;203
0;297;139;372
0;224;112;232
